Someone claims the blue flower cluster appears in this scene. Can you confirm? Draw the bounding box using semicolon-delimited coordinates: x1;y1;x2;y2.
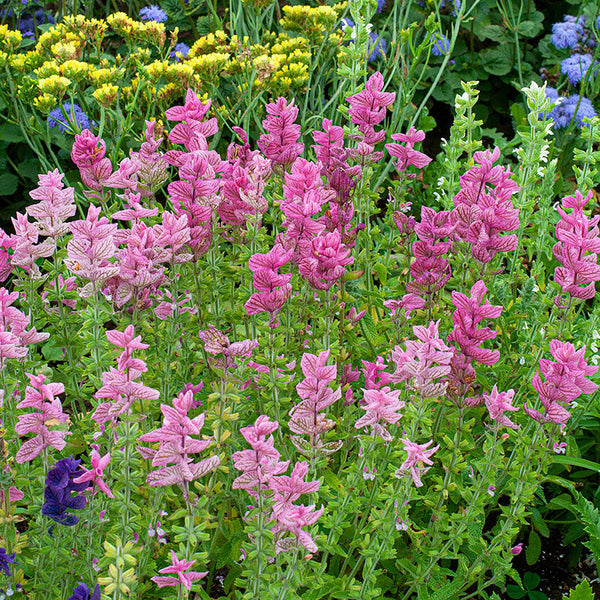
376;0;386;14
0;5;55;38
367;32;386;62
139;5;168;23
170;42;190;61
431;33;451;56
561;53;598;85
67;583;101;600
551;16;584;49
545;87;597;129
48;104;94;134
41;457;89;526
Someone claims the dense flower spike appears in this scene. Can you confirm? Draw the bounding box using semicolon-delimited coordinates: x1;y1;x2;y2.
42;458;89;526
451;147;520;263
137;389;220;489
66;583;101;600
257;97;304;166
232;415;289;495
0;548;17;577
355;386;404;441
346;71;395;144
524;340;598;427
553;190;600;302
298;230;353;290
245;244;293;322
151;550;207;591
26;169;76;238
93;325;160;425
289;350;342;455
446;281;502;403
15;373;69;463
199;325;258;370
65;204;119;296
9;212;56;278
391;321;454;398
71;129;112;192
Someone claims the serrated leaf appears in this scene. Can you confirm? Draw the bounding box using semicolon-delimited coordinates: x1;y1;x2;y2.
566;580;595;600
359;312;379;349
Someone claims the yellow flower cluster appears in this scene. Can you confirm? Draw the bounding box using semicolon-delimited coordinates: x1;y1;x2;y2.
279;5;339;40
93;83;119;107
106;12;166;47
0;24;22;53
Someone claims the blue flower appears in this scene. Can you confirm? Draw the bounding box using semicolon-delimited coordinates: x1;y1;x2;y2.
551;21;583;49
139;5;168;23
431;33;450;56
42;457;89;526
0;548;17;577
48;104;94;134
561;53;597;84
376;0;386;13
546;90;597;128
67;583;101;600
170;42;190;60
367;32;386;61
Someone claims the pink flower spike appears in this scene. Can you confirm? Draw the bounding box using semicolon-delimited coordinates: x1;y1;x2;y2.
151;550;207;591
73;449;114;498
484;386;519;430
396;438;439;487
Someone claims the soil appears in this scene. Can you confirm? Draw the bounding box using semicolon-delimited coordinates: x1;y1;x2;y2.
510;529;600;599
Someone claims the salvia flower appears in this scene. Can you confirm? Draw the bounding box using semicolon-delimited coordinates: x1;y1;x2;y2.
73;449;114;498
395;438;439;487
355;386;404;441
42;457;89;526
553;190;600;302
151;550;207;591
257;97;304;167
15;373;69;463
386;127;432;175
391;320;454;398
346;71;396;145
0;548;17;577
67;583;101;600
484;385;519;430
199;325;258;370
137;389;220;489
524;340;598;427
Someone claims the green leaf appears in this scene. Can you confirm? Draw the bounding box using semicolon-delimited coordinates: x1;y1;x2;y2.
553;455;600;472
566;580;595;600
359;312;379;349
0;173;18;196
517;20;544;38
372;263;387;286
523;571;540;590
480;47;513;76
526;529;541;566
528;592;548;600
506;585;527;599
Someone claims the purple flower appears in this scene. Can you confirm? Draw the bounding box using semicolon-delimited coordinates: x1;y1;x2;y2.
139;4;168;22
551;19;583;49
431;33;450;56
376;0;386;13
367;32;386;61
0;547;17;577
48;104;94;134
170;42;190;60
561;53;597;85
67;583;101;600
42;458;89;526
511;543;523;555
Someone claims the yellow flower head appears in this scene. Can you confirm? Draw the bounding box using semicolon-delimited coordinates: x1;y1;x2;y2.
33;93;57;113
51;40;83;62
35;61;60;79
141;21;167;47
60;60;89;81
189;30;228;57
38;74;72;97
63;15;107;46
89;67;122;87
93;83;119;108
0;24;22;53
